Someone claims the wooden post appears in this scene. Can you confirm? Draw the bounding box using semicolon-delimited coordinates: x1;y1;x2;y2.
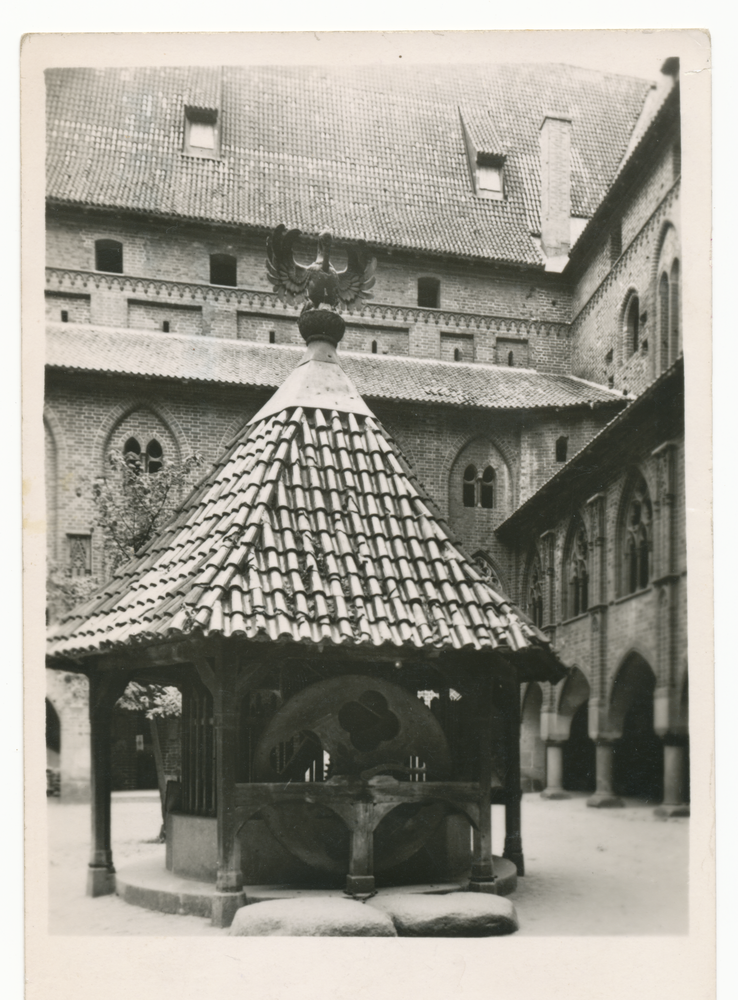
86;669;129;897
503;676;525;876
195;649;246;928
346;801;376;896
470;673;496;893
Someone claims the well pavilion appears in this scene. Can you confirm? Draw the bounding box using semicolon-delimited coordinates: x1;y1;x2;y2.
47;306;567;927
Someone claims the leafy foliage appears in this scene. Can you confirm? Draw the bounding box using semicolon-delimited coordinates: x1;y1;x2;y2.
48;450;204;719
92;450;204;573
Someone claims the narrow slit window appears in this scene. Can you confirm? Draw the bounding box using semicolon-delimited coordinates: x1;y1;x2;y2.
417;277;440;308
462;464;477;508
95;239;123;274
60;310;68;323
371;340;378;354
269;331;276;344
556;436;568;462
480;467;495;509
626;295;640;355
454;348;461;362
669;260;680;363
210;253;237;287
162;320;170;332
508;351;514;366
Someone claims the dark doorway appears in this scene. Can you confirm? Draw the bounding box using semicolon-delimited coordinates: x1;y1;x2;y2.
613;682;663;801
562;701;595;792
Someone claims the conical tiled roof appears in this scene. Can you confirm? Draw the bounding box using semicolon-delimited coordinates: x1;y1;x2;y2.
47;340;557;662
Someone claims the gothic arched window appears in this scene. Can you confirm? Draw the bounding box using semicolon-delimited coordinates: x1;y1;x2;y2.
527;553;544;628
669;259;680;364
565;515;589;618
626;294;640;355
123;436;163;474
462;464;477;507
623;474;652;594
462;464;496;508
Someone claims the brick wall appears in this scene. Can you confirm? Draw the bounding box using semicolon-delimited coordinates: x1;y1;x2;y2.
570;126;681;396
46;206;574;372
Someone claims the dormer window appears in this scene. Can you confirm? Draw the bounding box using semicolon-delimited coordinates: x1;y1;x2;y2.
477;164;502;194
184;106;220;159
475;154;505;200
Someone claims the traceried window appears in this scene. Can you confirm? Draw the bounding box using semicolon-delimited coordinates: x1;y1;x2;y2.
565;515;589;618
462;464;496;508
623;474;652;594
123;437;164;474
67;534;92;577
526;553;544;628
95;239;123;274
472;550;505;593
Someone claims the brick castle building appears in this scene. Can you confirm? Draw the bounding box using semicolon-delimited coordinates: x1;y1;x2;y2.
44;60;687;814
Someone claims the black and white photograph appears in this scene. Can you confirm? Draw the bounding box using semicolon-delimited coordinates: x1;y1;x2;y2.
21;26;714;999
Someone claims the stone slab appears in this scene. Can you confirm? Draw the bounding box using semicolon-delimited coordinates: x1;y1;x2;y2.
229;897;397;936
369;892;519;936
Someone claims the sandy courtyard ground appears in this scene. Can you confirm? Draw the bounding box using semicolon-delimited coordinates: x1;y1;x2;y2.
46;790;688;936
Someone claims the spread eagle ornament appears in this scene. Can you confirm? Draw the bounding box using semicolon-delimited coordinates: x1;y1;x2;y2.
266;225;377;314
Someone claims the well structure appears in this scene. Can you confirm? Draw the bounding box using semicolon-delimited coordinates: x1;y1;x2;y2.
47;307;566;927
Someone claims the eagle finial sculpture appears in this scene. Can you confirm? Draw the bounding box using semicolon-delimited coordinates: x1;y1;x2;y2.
266;225;377;315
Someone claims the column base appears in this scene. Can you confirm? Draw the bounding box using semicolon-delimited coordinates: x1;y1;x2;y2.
211;890;246;928
587;792;625;808
86;864;116;897
468;878;498;894
654;803;690;818
540;788;571;800
345;875;375;896
503;850;525;876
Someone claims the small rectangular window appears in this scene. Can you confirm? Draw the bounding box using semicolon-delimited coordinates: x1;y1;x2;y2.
162;321;170;332
210;253;237;287
60;310;68;323
184;106;220;159
477;164;502;193
95;239;123;274
418;277;440;308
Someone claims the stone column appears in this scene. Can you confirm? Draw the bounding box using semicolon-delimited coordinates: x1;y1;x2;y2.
541;742;570;799
655;738;690;817
587;740;624;808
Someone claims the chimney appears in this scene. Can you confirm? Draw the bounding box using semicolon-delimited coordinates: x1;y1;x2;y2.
539;112;572;271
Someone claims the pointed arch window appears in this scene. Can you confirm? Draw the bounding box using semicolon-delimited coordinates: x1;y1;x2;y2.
462;464;477;507
669;260;680;364
623;474;652;594
463;464;496;508
123;436;163;474
527;553;544;628
625;294;640;355
565;516;590;618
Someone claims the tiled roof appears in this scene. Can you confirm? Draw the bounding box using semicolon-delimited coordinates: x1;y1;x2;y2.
47;345;561;662
497;357;684;538
46;64;652;266
46;325;625;411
